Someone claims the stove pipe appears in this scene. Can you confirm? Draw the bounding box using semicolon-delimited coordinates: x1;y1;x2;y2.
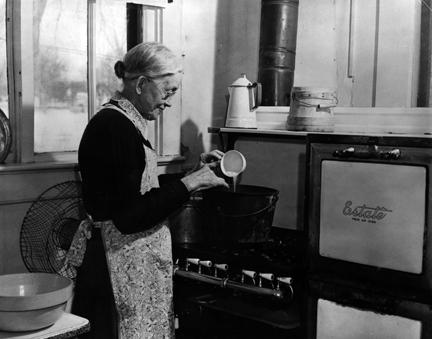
258;0;299;106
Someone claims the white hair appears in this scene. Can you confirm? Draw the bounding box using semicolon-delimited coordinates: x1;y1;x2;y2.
114;42;182;80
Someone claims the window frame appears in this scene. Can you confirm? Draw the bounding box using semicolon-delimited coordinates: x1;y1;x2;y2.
5;0;180;166
296;0;432;122
7;0;92;164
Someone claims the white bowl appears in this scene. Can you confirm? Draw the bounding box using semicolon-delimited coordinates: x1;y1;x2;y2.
0;273;73;332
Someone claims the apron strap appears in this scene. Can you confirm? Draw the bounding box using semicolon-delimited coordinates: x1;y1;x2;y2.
103;102;154;150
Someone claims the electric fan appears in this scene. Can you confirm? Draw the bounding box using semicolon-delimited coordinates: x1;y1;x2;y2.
20;180;87;279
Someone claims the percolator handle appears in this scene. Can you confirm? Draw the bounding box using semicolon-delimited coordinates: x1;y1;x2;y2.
255;82;262;108
249;82;262;109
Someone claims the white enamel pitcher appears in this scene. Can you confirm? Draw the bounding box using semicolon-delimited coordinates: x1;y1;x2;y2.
225;74;262;128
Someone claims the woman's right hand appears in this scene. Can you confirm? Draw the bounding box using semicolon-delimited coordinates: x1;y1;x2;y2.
181;165;228;192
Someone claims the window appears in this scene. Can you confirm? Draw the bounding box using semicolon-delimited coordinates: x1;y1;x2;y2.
126;3;163;151
296;0;432;109
33;0;88;153
335;0;425;107
126;1;182;158
3;0;179;164
96;0;125;108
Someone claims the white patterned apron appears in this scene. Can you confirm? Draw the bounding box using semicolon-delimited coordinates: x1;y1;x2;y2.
66;93;174;339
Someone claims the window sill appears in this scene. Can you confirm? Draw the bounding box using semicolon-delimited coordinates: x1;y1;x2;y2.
0;161;79;174
0;154;186;174
208;127;432;139
215;106;432;137
158;154;186;165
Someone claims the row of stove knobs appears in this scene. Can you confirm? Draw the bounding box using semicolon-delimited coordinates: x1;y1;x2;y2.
181;258;227;276
180;258;293;291
241;270;293;291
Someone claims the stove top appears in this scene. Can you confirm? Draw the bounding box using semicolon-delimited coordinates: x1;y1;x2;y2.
173;228;305;336
173;228;305;305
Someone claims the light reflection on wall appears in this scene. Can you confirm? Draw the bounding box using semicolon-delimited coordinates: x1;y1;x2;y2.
0;0;7;117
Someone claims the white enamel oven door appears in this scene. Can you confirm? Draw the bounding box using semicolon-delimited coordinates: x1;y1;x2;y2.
305;278;432;339
306;134;432;297
320;160;425;273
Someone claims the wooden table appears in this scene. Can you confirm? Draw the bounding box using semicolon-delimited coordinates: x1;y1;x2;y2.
0;313;89;339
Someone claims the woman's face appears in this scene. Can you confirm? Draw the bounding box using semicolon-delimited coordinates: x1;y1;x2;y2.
138;73;182;121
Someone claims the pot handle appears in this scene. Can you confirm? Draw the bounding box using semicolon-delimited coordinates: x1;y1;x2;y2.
216;195;278;218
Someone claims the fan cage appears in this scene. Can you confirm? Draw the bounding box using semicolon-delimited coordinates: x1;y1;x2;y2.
20;181;86;279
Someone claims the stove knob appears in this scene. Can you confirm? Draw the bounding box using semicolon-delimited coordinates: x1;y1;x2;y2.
197;260;212;274
277;277;292;285
186;258;200;265
242;270;257;284
214;264;228;277
199;260;213;268
259;273;274;281
276;277;294;297
186;258;200;271
258;273;275;287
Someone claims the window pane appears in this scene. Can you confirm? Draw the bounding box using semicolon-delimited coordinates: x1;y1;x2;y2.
96;0;126;107
0;0;7;117
142;7;161;42
141;6;162;150
33;0;88;153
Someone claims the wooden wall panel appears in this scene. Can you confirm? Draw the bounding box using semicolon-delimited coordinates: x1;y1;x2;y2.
375;0;421;107
294;0;337;88
351;0;376;107
0;168;80;204
0;203;31;274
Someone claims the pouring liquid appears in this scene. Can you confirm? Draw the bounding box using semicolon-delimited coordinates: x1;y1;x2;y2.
224;171;239;192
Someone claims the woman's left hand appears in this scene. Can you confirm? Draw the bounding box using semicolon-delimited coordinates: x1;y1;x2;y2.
198;150;224;169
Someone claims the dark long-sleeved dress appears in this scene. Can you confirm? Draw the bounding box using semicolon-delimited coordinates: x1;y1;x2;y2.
72;103;189;338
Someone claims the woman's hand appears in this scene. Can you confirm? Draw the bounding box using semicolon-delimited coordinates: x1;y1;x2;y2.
186;149;224;176
181;164;228;192
199;150;224;169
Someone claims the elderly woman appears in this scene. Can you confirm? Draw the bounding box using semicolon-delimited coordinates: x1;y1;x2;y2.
70;42;227;338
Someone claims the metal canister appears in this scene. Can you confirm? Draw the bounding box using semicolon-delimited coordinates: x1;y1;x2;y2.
169;192;208;244
258;0;299;106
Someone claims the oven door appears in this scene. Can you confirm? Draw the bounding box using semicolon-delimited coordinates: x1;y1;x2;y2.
306;278;432;339
306;134;432;298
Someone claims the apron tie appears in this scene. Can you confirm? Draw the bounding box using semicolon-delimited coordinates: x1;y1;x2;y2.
65;217;110;275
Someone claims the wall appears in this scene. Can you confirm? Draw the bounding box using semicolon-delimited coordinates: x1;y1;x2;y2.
294;0;337;88
0;166;80;274
180;0;261;168
236;136;306;230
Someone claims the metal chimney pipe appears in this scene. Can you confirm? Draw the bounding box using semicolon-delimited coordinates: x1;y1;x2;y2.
258;0;299;106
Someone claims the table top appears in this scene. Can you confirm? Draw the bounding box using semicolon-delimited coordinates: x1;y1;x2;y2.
0;313;89;339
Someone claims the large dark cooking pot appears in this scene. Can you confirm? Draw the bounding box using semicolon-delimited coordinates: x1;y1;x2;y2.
202;184;279;244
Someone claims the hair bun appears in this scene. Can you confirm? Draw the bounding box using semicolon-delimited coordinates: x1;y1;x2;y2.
114;60;125;79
